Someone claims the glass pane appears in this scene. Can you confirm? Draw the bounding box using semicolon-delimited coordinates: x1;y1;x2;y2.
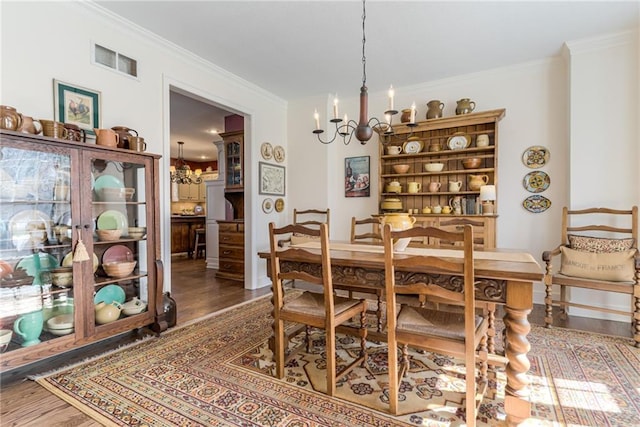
117;54;137;77
95;44;116;69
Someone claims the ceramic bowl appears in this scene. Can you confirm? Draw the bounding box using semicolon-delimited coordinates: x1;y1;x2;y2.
462;158;482;169
0;329;12;351
103;261;137;278
97;228;122;242
99;187;135;202
424;163;444;172
47;314;74;331
127;226;146;239
392;164;410;174
51;267;73;287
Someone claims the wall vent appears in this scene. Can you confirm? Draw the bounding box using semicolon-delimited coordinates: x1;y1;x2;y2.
92;43;138;78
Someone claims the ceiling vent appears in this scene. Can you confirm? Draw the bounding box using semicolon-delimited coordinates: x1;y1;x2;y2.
92;43;138;79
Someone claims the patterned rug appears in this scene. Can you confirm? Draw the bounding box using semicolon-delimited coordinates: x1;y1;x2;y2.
34;294;640;426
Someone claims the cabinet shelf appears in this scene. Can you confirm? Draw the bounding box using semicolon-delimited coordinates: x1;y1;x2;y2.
381;167;495;179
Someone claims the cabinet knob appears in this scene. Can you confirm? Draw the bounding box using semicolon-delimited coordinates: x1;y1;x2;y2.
223;250;231;255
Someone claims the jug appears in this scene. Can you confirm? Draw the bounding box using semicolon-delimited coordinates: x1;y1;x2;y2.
468;174;489;191
111;126;138;149
428;142;443;152
427;182;441;193
18;115;42;134
13;310;43;347
95;301;122;325
448;180;462;192
128;136;147;152
41;119;68;139
455;98;476;115
449;196;463;215
64;123;86;142
0;105;23;131
94;128;120;147
426;100;444;119
386;145;402;155
407;182;421;193
380;213;416;252
400;109;412;123
476;134;490;147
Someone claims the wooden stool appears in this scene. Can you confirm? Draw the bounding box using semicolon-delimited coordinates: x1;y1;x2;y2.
193;228;206;259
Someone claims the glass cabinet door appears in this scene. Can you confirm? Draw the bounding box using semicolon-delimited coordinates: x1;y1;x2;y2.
0;143;77;351
225;141;243;188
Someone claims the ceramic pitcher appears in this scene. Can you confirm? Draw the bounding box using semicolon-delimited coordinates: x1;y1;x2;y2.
18;115;42;134
380;213;416;252
468;174;489;191
426;100;444;119
111;126;138;149
455;98;476;115
1;105;23;131
427;182;441;193
94;128;119;147
407;182;421;193
449;196;463;215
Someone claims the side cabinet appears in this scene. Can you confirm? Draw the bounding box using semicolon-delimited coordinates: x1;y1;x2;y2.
0;130;164;372
216;220;244;281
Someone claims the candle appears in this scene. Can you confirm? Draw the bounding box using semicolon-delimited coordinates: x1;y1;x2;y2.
333;95;339;119
385;113;391;124
343;114;348;124
387;85;394;111
410;102;416;123
314;109;320;130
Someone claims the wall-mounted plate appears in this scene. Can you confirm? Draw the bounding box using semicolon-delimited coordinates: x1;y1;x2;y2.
523;171;550;193
275;198;285;212
262;198;274;214
522;146;549;169
523;195;551;213
260;142;273;160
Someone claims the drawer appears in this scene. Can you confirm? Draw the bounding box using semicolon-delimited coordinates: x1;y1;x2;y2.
218;259;244;274
219;246;244;260
218;223;239;232
219;232;244;245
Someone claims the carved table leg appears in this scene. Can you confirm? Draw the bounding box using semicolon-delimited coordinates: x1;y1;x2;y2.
503;280;533;426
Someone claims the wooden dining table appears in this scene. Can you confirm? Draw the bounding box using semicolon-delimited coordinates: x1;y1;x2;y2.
258;241;544;426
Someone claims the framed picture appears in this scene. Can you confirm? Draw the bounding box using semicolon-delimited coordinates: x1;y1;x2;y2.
259;162;286;196
53;79;101;137
345;156;370;197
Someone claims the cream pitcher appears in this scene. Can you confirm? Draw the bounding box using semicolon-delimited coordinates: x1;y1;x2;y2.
468;174;489;191
449;196;463;215
94;128;119;148
448;180;462;192
407;181;421;193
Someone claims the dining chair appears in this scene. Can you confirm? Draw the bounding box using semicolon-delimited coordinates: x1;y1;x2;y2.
382;223;491;423
268;221;368;396
350;216;382;244
277;208;330;248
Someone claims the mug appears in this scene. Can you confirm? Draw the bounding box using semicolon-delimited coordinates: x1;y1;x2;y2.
128;136;147;152
476;134;490;147
448;181;463;192
427;182;441;193
40;119;68;139
13;310;43;347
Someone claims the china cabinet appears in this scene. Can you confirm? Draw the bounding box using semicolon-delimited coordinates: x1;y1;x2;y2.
0;130;165;372
378;109;505;249
220;130;244;191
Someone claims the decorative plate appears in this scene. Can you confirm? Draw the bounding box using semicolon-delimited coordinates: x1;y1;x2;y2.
522;146;550;169
94;284;126;305
447;132;471;150
97;210;128;232
9;209;52;250
402;139;423;154
260;142;273;160
523;195;552;213
15;253;58;285
275;198;285;213
94;174;124;192
102;245;134;264
523;171;550;193
274;146;285;163
62;251;99;274
262;198;274;214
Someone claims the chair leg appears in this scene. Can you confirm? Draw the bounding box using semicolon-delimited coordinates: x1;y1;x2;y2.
559;285;568;320
274;319;286;379
399;343;410;379
387;343;399;415
325;325;337;396
544;279;553;328
359;310;368;367
375;292;383;333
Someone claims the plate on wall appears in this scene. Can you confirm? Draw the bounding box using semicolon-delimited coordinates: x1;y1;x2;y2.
262;198;274;214
522;146;550;169
275;198;285;213
260;142;273;160
523;195;552;213
447;132;471;150
274;146;285;163
523;171;550;193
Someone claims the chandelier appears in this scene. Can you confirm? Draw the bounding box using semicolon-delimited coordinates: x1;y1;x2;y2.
170;141;202;184
312;0;398;145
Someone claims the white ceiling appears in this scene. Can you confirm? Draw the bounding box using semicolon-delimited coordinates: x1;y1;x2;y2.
95;1;639;161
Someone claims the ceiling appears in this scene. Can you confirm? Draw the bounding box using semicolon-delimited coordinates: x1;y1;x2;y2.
95;1;639;161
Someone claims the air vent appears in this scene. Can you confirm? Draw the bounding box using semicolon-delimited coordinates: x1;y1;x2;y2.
93;43;138;78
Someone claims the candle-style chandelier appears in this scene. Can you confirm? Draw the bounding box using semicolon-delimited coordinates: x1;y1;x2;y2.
170;141;202;184
312;0;400;145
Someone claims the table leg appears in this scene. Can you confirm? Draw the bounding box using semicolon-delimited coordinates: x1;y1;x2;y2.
503;281;532;426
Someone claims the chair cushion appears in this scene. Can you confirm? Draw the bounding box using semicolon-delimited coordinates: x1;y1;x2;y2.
559;246;636;282
290;233;320;246
397;306;483;341
284;291;362;317
568;234;635;253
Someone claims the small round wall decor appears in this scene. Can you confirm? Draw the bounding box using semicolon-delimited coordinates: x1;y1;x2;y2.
260;142;273;160
522;146;549;169
523;171;550;193
262;198;274;213
274;146;285;163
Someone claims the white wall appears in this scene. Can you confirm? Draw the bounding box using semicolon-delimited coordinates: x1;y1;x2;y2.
1;1;287;290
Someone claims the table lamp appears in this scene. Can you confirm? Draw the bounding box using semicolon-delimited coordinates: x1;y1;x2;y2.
479;185;496;215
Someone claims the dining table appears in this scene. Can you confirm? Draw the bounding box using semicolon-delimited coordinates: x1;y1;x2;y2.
258;241;544;426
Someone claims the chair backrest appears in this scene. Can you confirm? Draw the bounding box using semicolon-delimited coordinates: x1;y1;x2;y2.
269;222;335;315
350;216;382;243
561;206;638;248
382;224;476;341
293;208;330;231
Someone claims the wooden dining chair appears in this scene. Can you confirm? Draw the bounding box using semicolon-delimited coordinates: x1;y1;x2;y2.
268;221;368;396
382;223;491;424
350;216;382;244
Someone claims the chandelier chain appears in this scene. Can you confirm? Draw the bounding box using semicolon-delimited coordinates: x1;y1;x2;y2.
361;0;366;87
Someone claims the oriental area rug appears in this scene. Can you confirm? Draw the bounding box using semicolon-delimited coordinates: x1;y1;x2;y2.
35;294;640;426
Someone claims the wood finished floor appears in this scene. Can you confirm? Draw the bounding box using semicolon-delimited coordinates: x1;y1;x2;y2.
0;256;634;426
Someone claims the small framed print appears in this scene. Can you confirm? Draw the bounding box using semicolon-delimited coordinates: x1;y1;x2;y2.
259;162;286;196
345;156;370;197
53;79;101;137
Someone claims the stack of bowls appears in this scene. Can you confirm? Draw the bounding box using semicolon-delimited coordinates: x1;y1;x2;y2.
96;229;122;241
103;261;137;278
46;314;74;336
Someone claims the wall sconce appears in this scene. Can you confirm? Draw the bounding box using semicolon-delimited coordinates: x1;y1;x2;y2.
479;185;496;215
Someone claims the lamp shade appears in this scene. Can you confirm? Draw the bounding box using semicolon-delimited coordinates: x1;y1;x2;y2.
479;185;496;201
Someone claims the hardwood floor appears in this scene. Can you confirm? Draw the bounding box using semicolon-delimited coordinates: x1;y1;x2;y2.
0;256;633;426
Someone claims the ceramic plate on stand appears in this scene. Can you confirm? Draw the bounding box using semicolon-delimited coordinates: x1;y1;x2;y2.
447;132;471;150
97;210;128;232
102;245;134;264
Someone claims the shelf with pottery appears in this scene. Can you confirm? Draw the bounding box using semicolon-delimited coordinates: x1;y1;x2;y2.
0;130;165;373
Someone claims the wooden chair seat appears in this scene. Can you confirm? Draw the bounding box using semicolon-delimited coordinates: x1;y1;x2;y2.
397;306;485;341
284;292;365;317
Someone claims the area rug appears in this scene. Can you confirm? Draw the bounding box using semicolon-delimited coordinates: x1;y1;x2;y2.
34;294;640;426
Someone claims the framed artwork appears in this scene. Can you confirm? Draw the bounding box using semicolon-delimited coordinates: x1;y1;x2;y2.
53;79;101;137
259;162;286;196
345;156;370;197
